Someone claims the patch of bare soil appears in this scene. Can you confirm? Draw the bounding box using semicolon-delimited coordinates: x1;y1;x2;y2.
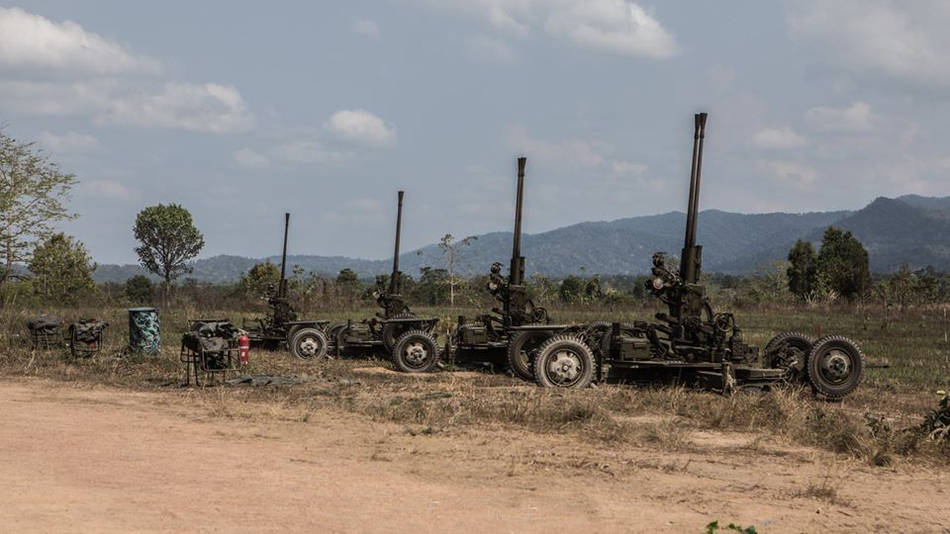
1;377;948;533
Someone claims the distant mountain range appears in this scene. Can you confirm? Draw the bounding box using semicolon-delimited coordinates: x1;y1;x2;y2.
92;194;950;283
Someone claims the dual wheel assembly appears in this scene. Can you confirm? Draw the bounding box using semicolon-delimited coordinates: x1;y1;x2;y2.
508;333;595;389
287;324;441;374
763;331;866;399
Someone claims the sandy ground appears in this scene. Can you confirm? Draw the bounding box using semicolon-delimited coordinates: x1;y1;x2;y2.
1;377;948;533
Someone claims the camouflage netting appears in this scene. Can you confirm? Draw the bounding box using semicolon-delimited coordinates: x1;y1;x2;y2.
27;316;62;335
129;308;161;354
921;392;950;441
70;318;108;342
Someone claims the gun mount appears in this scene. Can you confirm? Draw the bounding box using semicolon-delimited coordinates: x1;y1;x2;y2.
523;113;866;398
373;191;411;319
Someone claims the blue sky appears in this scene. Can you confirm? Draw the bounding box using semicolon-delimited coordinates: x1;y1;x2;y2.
2;1;949;264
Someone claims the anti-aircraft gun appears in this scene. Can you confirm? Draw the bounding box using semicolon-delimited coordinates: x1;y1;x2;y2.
331;191;441;372
243;213;332;359
450;157;567;380
528;113;866;397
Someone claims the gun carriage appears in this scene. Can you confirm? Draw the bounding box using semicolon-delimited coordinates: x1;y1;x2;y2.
328;191;441;372
523;113;866;398
448;157;571;380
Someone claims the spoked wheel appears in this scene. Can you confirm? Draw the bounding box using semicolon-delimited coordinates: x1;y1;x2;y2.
507;331;549;381
382;312;416;350
806;335;865;399
532;335;594;389
289;327;329;360
391;329;440;373
763;331;814;383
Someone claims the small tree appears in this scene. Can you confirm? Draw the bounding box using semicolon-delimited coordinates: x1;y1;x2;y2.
816;227;871;300
240;261;281;299
787;239;817;300
336;268;359;290
439;233;477;306
559;275;585;303
124;275;155;304
0;130;78;288
29;233;96;304
133;204;204;299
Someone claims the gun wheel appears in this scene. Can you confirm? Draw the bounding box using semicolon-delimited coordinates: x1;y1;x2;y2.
392;329;440;373
382;312;417;350
289;327;329;360
533;335;594;389
806;335;865;399
763;331;814;383
507;330;549;381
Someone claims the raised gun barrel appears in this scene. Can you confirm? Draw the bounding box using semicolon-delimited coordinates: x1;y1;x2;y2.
390;190;404;295
278;212;290;298
510;157;527;287
680;113;707;285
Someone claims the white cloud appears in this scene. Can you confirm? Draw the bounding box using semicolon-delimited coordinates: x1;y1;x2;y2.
325;109;397;147
352;19;380;38
804;101;873;132
751;126;807;149
788;1;950;90
507;125;605;167
416;0;677;59
0;7;161;74
466;34;517;63
37;131;101;153
0;80;253;133
83;179;139;201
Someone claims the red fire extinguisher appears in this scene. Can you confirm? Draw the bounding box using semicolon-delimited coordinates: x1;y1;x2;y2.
238;334;250;366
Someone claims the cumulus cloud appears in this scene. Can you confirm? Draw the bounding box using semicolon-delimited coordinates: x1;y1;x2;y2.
0;80;253;133
0;7;161;74
751;126;807;149
788;1;950;90
352;18;380;38
37;131;101;153
324;109;397;147
804;101;873;132
417;0;677;59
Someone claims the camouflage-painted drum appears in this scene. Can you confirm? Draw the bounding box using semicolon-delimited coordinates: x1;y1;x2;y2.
128;307;161;354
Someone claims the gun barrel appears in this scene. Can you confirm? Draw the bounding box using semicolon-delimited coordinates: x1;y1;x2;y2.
279;212;290;296
681;113;707;283
390;190;404;294
510;157;526;286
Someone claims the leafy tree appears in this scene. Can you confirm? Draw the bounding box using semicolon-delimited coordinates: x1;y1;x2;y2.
124;275;154;304
240;261;280;299
559;275;585;303
133;204;204;297
414;266;449;305
336;268;359;288
0;130;77;287
439;233;477;306
816;227;871;300
29;233;96;304
786;239;817;300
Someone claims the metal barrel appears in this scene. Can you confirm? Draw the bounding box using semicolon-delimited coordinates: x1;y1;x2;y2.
279;212;290;297
681;113;707;283
510;157;526;286
390;190;404;294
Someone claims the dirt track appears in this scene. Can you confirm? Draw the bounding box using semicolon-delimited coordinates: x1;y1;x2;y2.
1;377;948;533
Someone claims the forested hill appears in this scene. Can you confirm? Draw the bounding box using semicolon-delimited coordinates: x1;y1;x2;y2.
93;194;950;283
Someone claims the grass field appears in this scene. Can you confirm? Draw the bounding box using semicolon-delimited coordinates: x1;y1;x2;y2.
3;303;949;468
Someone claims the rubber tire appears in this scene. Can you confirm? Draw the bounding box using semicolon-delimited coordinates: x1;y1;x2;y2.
507;330;550;381
382;312;417;350
289;327;329;360
532;335;595;389
326;322;347;356
763;331;814;382
391;329;440;373
806;335;865;399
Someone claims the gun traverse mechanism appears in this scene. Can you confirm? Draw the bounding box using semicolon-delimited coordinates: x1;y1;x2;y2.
526;113;866;397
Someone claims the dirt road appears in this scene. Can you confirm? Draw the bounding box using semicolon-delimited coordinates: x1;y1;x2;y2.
1;377;947;533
